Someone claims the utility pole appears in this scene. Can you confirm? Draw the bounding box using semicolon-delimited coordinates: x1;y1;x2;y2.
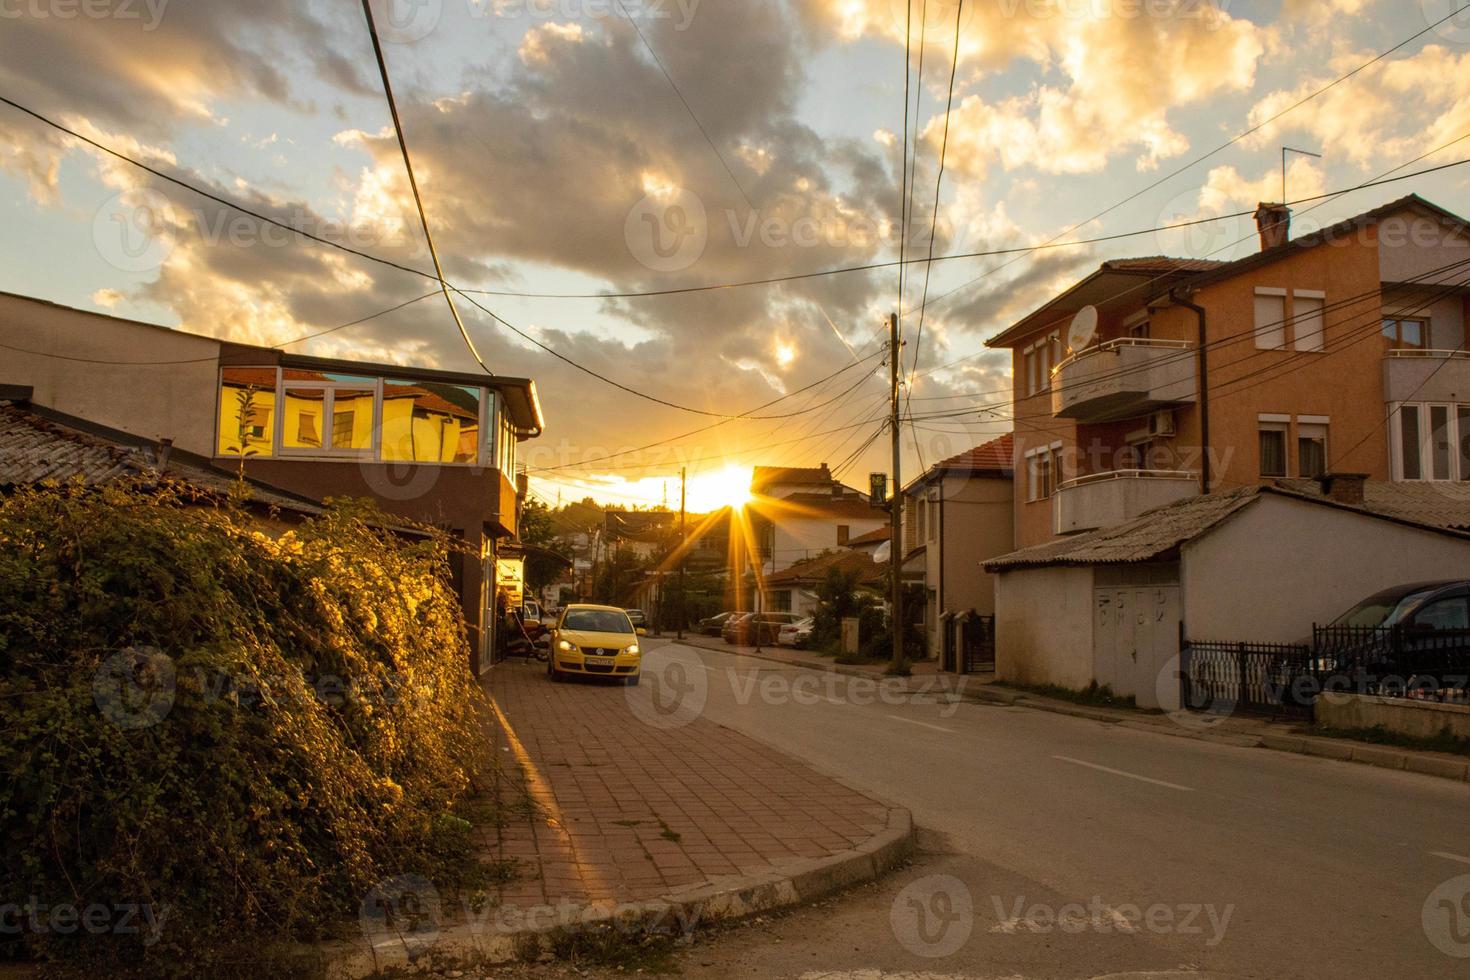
888;311;904;670
676;467;687;640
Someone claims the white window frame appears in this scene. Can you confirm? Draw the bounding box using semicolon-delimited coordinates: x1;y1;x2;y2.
1296;415;1330;479
1292;290;1326;352
1257;414;1289;478
1254;288;1289;350
1389;402;1470;482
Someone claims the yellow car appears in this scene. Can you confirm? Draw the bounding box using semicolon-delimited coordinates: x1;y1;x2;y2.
548;604;644;685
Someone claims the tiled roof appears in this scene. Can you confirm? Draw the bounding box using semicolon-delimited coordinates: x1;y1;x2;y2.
0;403;322;514
846;525;893;546
935;433;1014;473
1276;479;1470;530
751;464;835;488
1102;256;1226;274
765;549;885;586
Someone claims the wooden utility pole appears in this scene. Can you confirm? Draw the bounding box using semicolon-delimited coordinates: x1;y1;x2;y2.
888;311;904;669
676;467;687;640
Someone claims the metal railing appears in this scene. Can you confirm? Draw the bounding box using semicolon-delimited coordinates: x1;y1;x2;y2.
1057;469;1196;492
1181;640;1314;719
1385;348;1470;359
1052;337;1194;376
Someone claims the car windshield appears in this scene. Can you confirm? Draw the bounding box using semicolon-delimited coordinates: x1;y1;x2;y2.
562;609;634;633
1331;587;1440;628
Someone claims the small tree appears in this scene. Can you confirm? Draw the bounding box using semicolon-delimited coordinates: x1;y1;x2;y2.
811;564;861;650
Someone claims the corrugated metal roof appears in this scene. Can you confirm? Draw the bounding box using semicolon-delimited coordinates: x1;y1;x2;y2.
1276;479;1470;531
983;487;1260;570
0;404;322;514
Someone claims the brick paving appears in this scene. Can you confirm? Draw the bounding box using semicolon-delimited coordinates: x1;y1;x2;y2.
476;648;891;910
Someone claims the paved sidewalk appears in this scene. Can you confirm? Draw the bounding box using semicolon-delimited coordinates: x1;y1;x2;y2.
477;649;899;910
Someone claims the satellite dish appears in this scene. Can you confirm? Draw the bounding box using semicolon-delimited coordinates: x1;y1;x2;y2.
1067;305;1099;353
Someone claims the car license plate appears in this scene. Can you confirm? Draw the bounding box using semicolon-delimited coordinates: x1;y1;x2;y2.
587;656;614;665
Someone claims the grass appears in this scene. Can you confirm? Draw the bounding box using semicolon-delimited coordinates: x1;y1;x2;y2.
1306;722;1470;758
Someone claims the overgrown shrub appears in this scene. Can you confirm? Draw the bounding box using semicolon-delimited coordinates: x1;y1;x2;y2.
0;482;491;974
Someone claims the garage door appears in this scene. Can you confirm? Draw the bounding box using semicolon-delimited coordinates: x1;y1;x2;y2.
1094;585;1181;710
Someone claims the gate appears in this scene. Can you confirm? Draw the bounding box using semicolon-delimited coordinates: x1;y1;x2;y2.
1181;640;1313;720
958;614;995;674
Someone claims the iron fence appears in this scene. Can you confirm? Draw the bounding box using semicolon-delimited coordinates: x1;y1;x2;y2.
960;615;996;674
1181;640;1313;720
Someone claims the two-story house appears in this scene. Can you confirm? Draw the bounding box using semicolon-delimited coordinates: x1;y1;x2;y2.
746;464;885;575
1;290;545;674
900;433;1014;669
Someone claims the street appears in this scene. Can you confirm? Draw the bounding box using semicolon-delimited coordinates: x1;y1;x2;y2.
609;639;1470;979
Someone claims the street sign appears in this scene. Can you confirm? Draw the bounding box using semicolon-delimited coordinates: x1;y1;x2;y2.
869;472;887;506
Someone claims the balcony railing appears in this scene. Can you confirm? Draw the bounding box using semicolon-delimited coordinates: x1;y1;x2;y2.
1383;348;1470;403
1053;469;1198;535
1052;338;1197;422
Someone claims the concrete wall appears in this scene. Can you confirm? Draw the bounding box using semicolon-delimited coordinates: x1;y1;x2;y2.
1;292;222;454
1377;209;1470;286
1317;693;1470;740
995;565;1096;688
1181;493;1470;642
767;514;885;573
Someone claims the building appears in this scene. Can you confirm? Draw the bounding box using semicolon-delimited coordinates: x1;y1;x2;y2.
900;434;1014;667
0;291;544;674
986;194;1470;552
761;548;886;620
984;481;1470;709
745;465;885;575
750;464;866;501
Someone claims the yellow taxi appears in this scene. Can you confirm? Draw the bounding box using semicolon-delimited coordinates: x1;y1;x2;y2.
548;604;644;685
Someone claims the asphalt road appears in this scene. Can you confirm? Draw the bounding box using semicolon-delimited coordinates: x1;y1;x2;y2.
621;639;1470;980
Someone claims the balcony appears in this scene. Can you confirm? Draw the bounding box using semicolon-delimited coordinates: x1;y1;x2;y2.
1053;470;1198;536
1052;339;1197;422
1383;349;1470;404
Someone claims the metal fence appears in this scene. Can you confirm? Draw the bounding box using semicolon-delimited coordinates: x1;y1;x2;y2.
960;615;996;674
1183;626;1470;718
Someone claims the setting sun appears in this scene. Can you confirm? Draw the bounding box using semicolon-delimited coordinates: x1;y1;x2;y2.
686;465;754;512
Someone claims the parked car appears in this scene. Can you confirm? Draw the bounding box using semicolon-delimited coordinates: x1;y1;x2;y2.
697;611;736;636
521;600;548;640
1309;580;1470;695
724;612;805;646
777;616;814;648
548;604;643;685
624;608;647;631
722;612;754;644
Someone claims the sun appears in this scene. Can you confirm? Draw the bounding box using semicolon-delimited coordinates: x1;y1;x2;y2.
688;465;753;512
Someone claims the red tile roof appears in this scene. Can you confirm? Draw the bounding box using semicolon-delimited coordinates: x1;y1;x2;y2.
935;433;1014;473
765;549;886;586
751;464;835;488
846;525;893;546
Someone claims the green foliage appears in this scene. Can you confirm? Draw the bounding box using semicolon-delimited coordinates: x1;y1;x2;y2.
1309;723;1470;757
811;565;863;650
0;483;491;973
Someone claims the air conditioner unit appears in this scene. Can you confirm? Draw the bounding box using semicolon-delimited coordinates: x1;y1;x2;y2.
1148;410;1176;438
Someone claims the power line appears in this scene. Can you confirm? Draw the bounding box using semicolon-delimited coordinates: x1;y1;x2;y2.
358;0;492;376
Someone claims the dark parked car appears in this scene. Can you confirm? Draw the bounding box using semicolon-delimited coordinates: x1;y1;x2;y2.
624;608;647;631
698;611;736;636
1313;580;1470;695
723;612;805;646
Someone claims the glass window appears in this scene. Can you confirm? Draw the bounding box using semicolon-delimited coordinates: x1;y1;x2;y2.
217;367;277;458
1254;292;1287;350
1431;405;1452;480
1383;317;1428;349
283;387;327;450
381;379;481;464
1400;406;1422;480
1259;423;1287;477
1413;596;1469;631
1297;423;1328;479
562;609;633;633
1460;407;1470;482
1293;295;1325;352
331;387;374;452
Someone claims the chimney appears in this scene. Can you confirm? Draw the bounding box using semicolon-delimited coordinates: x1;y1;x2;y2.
1254;203;1291;251
1317;472;1367;506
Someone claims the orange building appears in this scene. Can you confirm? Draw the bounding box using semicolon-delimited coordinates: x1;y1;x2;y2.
988;194;1470;551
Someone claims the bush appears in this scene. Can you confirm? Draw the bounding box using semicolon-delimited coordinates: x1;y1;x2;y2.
0;482;491;973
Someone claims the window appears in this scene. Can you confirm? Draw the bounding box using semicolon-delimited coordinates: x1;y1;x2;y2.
1383;317;1428;350
1293;292;1326;352
381;379;481;464
281;376;374;456
1128;320;1151;339
1297;422;1328;478
1413;596;1469;631
1461;407;1470;482
916;498;927;541
217;367;277;458
285;389;325;449
1259;421;1288;477
1027;444;1063;500
1023;346;1039;396
1431;405;1453;481
769;590;792;613
1254;289;1287;350
1400;405;1422;480
1394;403;1470;482
836;524;850;546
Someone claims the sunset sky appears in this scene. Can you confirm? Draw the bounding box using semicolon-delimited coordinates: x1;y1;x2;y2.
4;0;1470;509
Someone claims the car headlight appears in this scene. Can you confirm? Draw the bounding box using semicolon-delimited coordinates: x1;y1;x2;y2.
557;639;574;652
626;644;640;656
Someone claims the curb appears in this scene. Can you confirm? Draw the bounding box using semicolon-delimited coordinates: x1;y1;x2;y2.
319;806;915;978
676;635;915;681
